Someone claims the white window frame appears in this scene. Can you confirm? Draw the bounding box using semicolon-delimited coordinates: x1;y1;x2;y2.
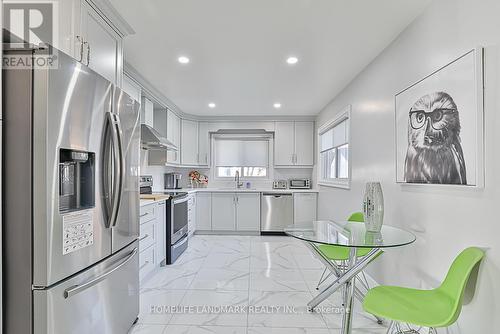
211;134;273;181
317;105;351;189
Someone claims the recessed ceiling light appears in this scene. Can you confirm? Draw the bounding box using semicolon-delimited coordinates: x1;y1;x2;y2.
286;56;298;65
273;103;282;109
178;56;190;64
208;102;216;108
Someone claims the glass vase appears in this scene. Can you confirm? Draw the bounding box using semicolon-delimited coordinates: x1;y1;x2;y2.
362;182;384;233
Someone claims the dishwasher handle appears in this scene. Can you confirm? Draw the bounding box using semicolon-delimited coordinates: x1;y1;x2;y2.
262;193;292;198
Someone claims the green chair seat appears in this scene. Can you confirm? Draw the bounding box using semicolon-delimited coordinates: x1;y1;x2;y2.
318;212;372;261
318;244;372;260
362;247;484;329
363;286;456;328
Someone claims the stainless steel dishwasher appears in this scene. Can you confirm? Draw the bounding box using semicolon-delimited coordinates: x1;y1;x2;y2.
261;193;293;233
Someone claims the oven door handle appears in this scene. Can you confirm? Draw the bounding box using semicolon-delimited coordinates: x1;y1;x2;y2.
172;235;188;249
172;196;189;205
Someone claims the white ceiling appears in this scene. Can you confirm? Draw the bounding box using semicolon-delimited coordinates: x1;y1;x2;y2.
110;0;430;116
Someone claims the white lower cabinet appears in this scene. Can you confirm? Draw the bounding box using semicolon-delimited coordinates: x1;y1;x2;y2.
236;193;260;231
210;192;260;232
211;193;236;231
193;191;318;233
139;200;166;282
196;193;212;231
293;193;318;224
188;194;196;236
139;245;155;282
155;201;166;266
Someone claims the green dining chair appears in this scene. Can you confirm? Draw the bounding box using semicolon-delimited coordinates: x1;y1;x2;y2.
315;212;373;290
362;247;485;333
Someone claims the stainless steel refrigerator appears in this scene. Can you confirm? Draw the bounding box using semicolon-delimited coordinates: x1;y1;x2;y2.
2;47;141;334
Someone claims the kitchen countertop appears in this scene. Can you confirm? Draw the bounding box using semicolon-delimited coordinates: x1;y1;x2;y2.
185;188;318;193
140;188;318;207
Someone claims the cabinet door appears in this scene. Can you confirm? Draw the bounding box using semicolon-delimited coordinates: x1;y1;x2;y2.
181;120;199;166
198;122;210;166
122;74;142;102
293;193;317;225
155;202;166;266
50;0;82;59
188;195;196;235
81;1;122;85
294;121;314;166
274;121;295;166
167;110;181;164
196;193;212;230
236;193;260;231
211;193;236;231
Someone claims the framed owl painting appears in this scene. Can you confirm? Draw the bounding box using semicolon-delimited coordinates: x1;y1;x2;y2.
395;48;484;187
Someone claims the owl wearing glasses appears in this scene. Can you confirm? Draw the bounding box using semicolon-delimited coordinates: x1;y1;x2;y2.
404;92;466;184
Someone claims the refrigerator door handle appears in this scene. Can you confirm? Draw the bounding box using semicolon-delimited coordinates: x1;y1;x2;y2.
63;247;138;299
105;112;124;228
111;113;125;227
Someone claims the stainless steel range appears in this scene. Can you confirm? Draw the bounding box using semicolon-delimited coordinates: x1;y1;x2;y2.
140;176;189;264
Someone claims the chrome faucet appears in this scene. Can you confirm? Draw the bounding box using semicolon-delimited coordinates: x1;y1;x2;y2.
235;170;243;189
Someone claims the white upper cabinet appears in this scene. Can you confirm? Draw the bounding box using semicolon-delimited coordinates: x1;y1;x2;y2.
54;0;133;86
166;110;181;164
274;121;314;166
294;122;314;166
122;74;142;102
274;122;295;166
181;119;199;166
198;122;210;166
80;1;122;85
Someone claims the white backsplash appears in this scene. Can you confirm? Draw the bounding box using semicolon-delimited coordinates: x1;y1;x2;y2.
140;150;313;191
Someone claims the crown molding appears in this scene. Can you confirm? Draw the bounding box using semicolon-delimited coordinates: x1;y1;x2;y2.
88;0;135;36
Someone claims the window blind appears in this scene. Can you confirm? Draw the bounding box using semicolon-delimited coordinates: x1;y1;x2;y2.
214;139;268;167
320;119;348;152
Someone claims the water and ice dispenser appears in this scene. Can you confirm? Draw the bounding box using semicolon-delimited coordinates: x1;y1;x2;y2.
59;149;95;212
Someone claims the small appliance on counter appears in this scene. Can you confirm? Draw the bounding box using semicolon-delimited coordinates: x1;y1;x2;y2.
165;172;182;189
140;175;154;194
289;178;311;189
273;180;288;189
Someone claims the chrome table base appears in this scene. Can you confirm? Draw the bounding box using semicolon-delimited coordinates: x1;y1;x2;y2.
303;242;384;334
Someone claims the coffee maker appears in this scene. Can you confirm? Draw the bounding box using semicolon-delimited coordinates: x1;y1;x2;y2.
164;172;182;189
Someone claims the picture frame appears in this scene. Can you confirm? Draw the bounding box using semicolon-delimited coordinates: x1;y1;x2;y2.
395;48;484;187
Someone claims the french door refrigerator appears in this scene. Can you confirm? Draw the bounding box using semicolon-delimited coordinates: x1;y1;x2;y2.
2;47;141;334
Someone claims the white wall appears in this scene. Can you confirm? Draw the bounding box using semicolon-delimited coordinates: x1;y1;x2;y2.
316;0;500;332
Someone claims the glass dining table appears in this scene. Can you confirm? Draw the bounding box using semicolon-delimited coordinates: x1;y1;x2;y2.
284;220;416;334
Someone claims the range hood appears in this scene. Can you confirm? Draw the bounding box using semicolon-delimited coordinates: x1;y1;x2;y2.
141;124;178;151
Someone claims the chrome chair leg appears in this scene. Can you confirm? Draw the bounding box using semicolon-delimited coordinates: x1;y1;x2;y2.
386;321;395;334
316;268;328;290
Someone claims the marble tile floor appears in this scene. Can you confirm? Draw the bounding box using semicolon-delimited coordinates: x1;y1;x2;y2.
130;235;388;334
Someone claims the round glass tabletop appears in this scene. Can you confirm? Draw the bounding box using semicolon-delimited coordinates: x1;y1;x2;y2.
284;220;416;248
